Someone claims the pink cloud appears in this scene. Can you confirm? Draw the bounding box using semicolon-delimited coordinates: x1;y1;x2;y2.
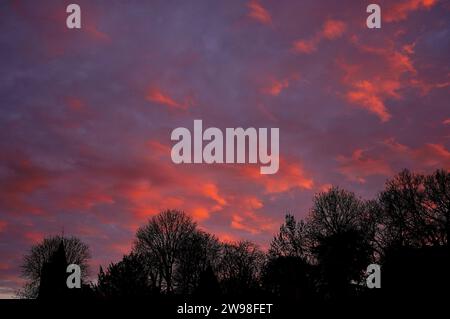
346;79;401;122
385;0;438;22
238;158;313;194
231;210;277;235
24;231;44;244
261;78;290;96
202;183;227;207
247;0;272;25
146;87;189;110
293;19;346;54
337;149;393;183
0;152;50;215
339;38;420;122
384;138;450;169
321;19;346;40
191;207;211;221
0;221;7;233
292;39;319;54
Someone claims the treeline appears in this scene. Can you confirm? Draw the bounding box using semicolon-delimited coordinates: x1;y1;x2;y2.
19;169;449;309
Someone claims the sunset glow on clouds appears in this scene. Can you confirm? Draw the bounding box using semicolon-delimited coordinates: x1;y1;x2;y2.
247;0;272;25
293;19;346;53
0;0;449;296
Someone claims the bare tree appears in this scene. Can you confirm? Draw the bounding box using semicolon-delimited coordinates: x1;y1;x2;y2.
269;214;311;260
217;241;265;295
175;231;221;294
424;169;450;247
309;187;371;239
18;235;91;298
378;170;427;248
378;169;449;249
307;187;374;298
134;210;196;293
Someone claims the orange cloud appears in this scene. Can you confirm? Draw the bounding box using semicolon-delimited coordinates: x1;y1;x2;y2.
321;19;346;40
421;144;450;167
242;196;263;210
384;138;450;169
121;178;187;220
239;158;313;193
215;232;239;243
132;195;186;220
353;39;417;75
262;79;290;96
191;207;210;221
247;0;272;25
346;79;401;122
147;140;171;157
265;160;313;193
231;211;277;234
0;153;49;214
385;0;438;22
293;19;346;54
202;183;227;207
146;87;186;110
292;39;318;53
339;38;420;122
390;51;417;74
337;149;393;183
0;221;7;232
1;157;49;194
59;190;114;210
24;231;44;243
260;74;299;96
318;183;333;192
114;163;228;224
410;78;450;95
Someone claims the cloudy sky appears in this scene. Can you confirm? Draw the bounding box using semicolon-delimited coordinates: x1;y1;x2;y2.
0;0;449;297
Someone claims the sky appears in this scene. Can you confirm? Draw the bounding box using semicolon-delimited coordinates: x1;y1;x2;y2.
0;0;449;298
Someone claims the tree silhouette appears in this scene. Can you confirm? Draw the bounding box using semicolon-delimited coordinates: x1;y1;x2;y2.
377;169;450;305
18;235;90;298
424;169;449;247
194;265;221;301
175;230;221;294
309;187;374;239
262;256;314;303
308;187;374;300
217;241;265;296
134;209;197;293
314;229;371;300
96;253;152;299
377;169;449;250
269;214;311;260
